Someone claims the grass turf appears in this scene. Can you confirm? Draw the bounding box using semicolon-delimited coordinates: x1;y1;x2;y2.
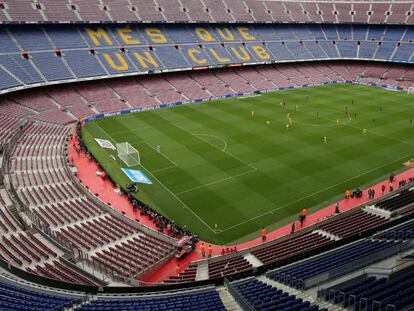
81;84;414;245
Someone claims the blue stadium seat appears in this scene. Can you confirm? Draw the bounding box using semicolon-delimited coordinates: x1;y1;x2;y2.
11;26;55;51
0;24;413;93
359;42;378;59
352;25;368;41
319;41;339;58
337;25;353;40
231;278;324;311
375;219;414;240
47;26;88;49
269;240;403;289
266;42;295;60
0;29;19;53
367;26;386;41
392;43;414;62
0;66;22;90
325;267;414;311
0;54;44;85
0;279;82;311
375;42;397;60
336;41;358;58
30;52;74;81
286;42;313;60
64;50;107;78
74;289;226;311
303;41;328;59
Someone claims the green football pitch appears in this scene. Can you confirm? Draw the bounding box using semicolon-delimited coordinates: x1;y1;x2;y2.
81;84;414;245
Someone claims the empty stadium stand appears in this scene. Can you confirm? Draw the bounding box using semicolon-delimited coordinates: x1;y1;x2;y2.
3;117;176;283
0;276;84;311
74;287;227;311
0;1;414;25
323;266;414;311
268;239;410;289
0;59;411;289
375;219;414;240
229;277;326;311
375;188;414;213
0;61;413;125
0;24;414;94
0;1;413;308
251;231;334;266
317;209;388;238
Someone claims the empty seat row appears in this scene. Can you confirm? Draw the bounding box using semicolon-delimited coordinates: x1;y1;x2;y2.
74;288;226;311
1;2;414;24
231;278;326;311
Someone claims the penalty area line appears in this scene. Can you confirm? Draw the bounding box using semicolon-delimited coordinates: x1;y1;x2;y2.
142;141;178;167
151;165;178;173
176;168;257;195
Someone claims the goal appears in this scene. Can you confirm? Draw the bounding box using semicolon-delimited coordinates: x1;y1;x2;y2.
116;142;140;167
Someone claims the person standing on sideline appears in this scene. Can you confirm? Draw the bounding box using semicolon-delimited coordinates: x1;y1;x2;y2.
261;227;267;241
291;222;296;234
207;245;212;258
302;208;307;223
200;242;205;257
335;202;340;214
299;209;307;227
345;189;351;199
381;184;386;195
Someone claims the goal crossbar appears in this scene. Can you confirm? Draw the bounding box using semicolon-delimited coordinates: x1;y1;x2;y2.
116;142;140;167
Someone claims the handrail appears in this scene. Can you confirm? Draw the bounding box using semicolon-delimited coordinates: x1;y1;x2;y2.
224;277;256;311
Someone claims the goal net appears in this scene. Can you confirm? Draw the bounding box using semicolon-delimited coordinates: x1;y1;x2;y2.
116;142;140;167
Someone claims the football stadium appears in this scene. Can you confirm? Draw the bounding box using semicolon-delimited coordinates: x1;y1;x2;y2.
0;1;413;311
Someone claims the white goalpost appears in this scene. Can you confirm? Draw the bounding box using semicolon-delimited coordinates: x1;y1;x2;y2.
116;142;140;167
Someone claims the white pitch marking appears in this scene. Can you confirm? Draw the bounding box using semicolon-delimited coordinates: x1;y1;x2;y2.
152;165;178;173
142;141;178;166
218;152;414;233
176;168;257;195
93;122;217;234
139;164;218;233
172;122;258;171
194;133;228;152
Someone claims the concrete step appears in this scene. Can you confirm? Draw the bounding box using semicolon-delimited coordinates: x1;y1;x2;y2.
258;276;314;303
261;276;348;311
313;229;341;241
364;205;392;219
195;261;208;281
243;253;263;268
0;189;13;207
65;294;94;311
217;286;242;311
316;300;348;311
